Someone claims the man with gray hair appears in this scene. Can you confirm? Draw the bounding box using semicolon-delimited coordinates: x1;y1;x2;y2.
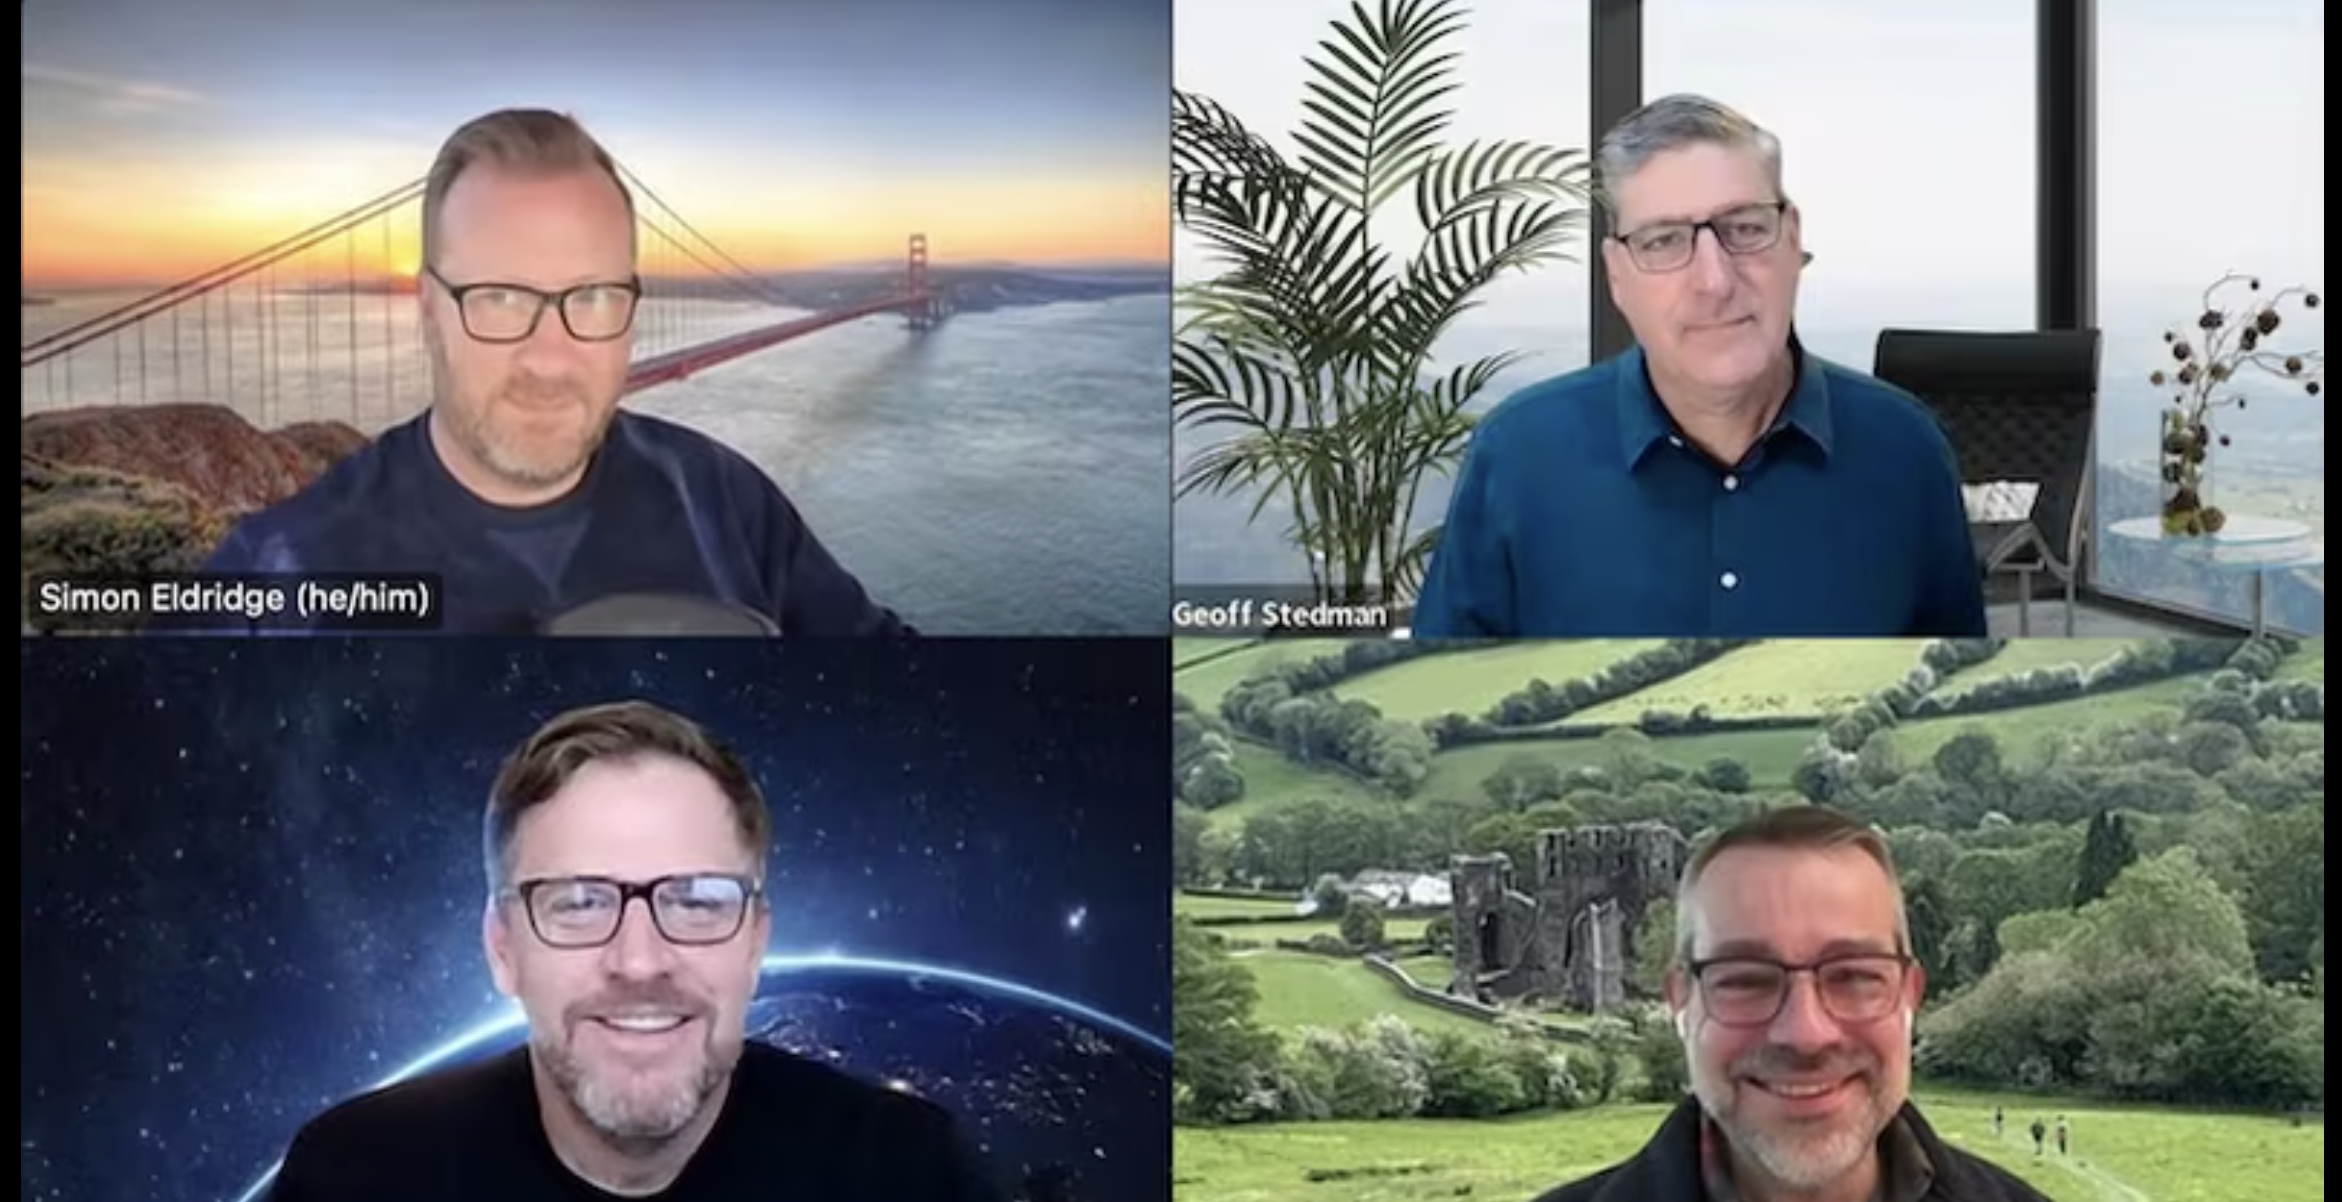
1527;805;2050;1202
198;108;907;636
1412;95;1985;640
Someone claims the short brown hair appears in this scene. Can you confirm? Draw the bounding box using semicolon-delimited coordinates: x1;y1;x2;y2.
1673;804;1908;962
421;108;637;270
483;700;771;887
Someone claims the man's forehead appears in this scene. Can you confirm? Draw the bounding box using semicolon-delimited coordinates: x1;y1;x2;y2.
1611;142;1775;224
1683;844;1899;949
507;759;750;868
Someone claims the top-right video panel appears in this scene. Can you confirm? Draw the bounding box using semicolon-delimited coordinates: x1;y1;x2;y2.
1167;0;2323;642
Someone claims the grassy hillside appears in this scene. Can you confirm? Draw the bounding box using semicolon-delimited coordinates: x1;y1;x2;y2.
1573;639;1922;723
2275;640;2324;683
1175;639;1355;710
1331;641;1661;723
1173;1088;2324;1202
1239;951;1490;1039
1192;639;2321;823
1175;893;1301;920
1203;742;1382;828
1416;669;2215;799
1206;917;1434;945
1940;638;2139;692
1175;638;1238;667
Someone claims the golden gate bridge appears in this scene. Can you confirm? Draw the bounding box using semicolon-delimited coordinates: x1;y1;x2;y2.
19;164;943;432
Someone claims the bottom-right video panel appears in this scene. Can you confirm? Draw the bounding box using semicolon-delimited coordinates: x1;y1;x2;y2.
1171;636;2325;1202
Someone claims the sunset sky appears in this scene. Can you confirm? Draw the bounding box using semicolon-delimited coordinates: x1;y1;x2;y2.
22;0;1171;287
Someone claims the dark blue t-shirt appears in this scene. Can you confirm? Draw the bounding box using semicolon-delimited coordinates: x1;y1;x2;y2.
1411;340;1987;638
196;410;906;635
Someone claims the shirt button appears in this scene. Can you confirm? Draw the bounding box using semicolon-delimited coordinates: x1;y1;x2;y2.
1723;474;1740;492
1668;436;1684;448
1720;571;1740;590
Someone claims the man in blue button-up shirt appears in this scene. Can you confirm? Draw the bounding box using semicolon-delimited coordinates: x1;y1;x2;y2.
1412;95;1987;639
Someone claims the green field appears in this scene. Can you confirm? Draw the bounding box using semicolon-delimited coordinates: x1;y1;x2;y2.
2275;640;2324;683
1178;895;1438;959
1175;638;1240;668
1173;1088;2325;1202
1331;641;1661;724
1238;950;1499;1041
1387;953;1451;988
1176;893;1304;920
1941;639;2138;693
1202;742;1382;829
1886;674;2210;762
1175;640;1355;710
1203;917;1433;946
1193;638;2322;833
1370;670;2225;804
1574;640;1924;723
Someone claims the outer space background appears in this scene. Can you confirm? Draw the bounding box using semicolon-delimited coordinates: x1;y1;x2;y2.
20;637;1170;1202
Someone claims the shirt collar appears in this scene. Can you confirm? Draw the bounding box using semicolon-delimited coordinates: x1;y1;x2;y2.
1614;331;1837;470
1697;1107;1937;1202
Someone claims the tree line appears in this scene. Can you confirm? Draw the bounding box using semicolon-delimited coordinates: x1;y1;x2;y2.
1172;637;2297;808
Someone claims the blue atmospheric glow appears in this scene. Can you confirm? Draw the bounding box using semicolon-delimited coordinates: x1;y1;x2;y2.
227;953;1165;1202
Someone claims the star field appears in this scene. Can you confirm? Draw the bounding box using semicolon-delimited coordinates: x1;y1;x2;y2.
19;638;1170;1202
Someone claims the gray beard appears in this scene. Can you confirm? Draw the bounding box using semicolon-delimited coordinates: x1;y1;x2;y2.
535;1028;727;1146
1714;1091;1888;1195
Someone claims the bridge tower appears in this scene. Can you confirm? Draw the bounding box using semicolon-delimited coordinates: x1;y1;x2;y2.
905;232;938;330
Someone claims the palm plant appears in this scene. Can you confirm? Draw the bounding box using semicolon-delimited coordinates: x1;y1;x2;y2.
1173;0;1591;605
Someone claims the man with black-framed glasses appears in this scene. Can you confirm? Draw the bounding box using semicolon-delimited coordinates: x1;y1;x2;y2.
193;108;907;636
1529;806;2049;1202
265;701;1002;1201
1412;94;1986;640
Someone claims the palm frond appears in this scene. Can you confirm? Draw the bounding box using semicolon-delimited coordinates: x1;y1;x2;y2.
1296;0;1470;212
1168;0;1590;601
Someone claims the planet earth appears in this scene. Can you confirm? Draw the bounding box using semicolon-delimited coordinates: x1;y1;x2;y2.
235;955;1170;1202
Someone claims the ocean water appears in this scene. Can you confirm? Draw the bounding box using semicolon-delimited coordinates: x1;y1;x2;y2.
22;291;1173;636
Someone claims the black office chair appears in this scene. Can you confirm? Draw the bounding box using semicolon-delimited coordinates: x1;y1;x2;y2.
1873;328;2102;637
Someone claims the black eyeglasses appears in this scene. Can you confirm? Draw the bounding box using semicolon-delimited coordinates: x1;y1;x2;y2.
503;873;761;949
1614;201;1790;273
1687;953;1911;1026
425;265;642;344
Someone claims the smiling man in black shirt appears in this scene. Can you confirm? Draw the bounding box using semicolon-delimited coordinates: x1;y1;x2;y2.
264;701;1001;1201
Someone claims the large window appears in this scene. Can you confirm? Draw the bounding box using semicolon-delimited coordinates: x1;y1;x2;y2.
1643;1;2037;372
2094;0;2325;634
1171;0;1591;590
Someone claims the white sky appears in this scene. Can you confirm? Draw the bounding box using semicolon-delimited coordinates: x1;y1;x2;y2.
1172;0;2325;334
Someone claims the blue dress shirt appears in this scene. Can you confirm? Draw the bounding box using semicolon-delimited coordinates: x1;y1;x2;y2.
1411;340;1987;637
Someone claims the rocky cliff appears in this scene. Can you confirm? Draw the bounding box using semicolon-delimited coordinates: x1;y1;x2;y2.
21;403;369;623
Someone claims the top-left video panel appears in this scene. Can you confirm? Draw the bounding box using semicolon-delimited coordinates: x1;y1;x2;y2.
22;0;1172;638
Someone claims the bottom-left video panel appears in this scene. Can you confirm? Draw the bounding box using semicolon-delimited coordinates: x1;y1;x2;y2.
22;636;1172;1202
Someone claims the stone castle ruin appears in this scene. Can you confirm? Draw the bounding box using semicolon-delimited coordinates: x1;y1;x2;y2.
1448;822;1689;1014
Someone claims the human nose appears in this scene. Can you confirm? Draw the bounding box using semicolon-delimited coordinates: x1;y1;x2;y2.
513;298;585;362
1768;970;1843;1049
601;897;681;978
1686;226;1737;295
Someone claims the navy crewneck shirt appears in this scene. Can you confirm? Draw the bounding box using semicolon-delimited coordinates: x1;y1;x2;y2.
194;410;906;635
